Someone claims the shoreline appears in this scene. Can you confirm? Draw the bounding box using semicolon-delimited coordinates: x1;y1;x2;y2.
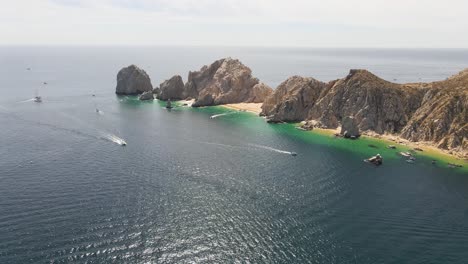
217;102;466;165
309;127;467;165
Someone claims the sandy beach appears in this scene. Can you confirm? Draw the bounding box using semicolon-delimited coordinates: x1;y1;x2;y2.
310;127;467;163
222;103;263;114
214;102;467;163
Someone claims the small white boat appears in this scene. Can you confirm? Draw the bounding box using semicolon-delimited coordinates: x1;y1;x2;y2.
365;154;383;166
399;152;412;157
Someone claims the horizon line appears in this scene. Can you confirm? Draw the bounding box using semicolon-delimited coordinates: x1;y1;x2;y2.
1;44;468;50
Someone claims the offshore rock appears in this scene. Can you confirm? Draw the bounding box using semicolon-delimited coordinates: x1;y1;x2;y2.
139;90;154;101
340;116;360;138
115;65;153;95
185;58;273;107
152;87;160;95
158;75;185;101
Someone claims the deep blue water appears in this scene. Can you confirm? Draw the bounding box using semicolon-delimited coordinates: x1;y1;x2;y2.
0;47;468;263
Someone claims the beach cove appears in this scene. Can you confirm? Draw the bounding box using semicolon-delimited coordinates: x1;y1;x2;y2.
164;100;468;173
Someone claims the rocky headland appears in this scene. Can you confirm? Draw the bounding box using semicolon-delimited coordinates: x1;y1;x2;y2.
115;59;467;158
156;58;273;106
261;69;468;159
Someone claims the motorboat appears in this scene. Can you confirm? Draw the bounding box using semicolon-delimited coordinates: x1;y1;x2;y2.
399;152;412;157
34;96;42;103
365;154;383;166
290;152;298;156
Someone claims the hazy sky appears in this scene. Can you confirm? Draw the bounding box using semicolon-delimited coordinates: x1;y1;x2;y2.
1;0;467;47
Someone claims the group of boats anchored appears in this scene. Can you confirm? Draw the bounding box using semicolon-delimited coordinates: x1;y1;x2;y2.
364;144;463;169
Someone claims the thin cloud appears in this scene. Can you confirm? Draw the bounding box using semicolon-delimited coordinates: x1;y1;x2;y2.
0;0;467;47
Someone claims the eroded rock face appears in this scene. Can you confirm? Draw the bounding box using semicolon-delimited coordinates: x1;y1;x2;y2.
261;68;468;154
186;58;272;107
261;76;328;122
308;70;424;133
139;91;154;101
400;69;468;153
340;116;360;138
116;65;153;95
158;75;185;101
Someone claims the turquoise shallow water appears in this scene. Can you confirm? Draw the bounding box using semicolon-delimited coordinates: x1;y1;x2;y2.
1;47;468;263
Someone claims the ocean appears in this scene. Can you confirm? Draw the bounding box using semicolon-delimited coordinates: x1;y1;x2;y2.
1;46;468;263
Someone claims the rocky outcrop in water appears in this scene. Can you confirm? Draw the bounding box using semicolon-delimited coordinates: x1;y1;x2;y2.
115;65;153;95
152;87;160;95
185;58;273;106
139;91;154;101
261;69;468;155
340;116;360;138
158;75;185;101
151;58;272;105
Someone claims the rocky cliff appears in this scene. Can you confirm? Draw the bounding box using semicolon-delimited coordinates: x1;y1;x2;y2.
260;76;328;122
400;70;468;153
261;69;467;155
158;58;273;106
157;75;185;101
189;58;272;106
115;65;153;95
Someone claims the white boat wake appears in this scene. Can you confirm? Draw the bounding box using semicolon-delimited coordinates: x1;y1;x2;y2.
101;133;127;146
17;98;35;103
210;112;236;119
248;143;297;156
195;140;243;149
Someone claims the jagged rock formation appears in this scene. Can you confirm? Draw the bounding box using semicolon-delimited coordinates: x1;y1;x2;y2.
115;65;153;95
340;116;360;138
185;58;273;106
152;87;160;95
400;70;468;153
307;70;425;133
261;69;468;155
158;75;185;100
261;76;328;122
139;91;154;101
152;58;272;105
